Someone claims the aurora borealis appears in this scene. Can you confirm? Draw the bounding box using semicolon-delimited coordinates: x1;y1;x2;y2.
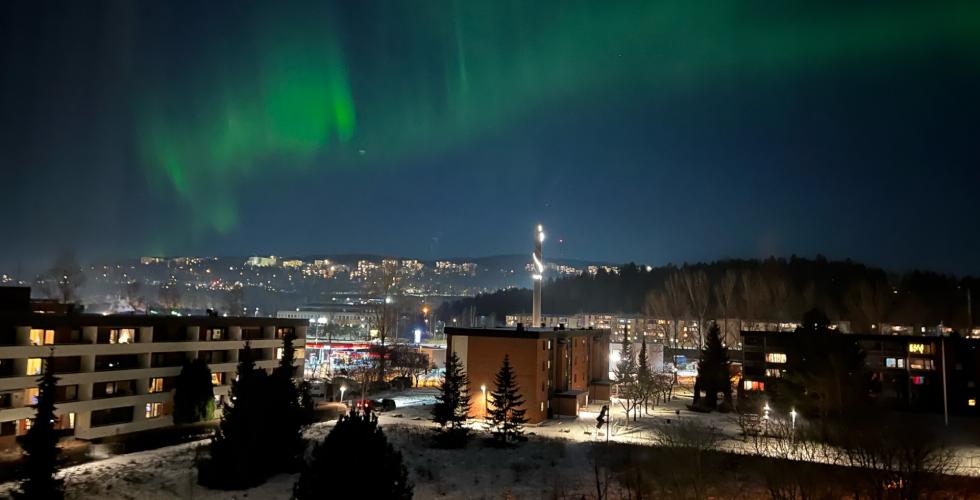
1;1;979;273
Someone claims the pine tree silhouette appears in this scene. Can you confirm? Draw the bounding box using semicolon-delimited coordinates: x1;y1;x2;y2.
432;352;471;447
198;342;269;489
488;355;527;443
267;330;306;469
637;335;653;414
695;322;731;410
294;410;412;499
15;351;64;499
173;358;215;425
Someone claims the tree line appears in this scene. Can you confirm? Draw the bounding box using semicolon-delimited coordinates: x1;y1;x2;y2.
439;255;978;334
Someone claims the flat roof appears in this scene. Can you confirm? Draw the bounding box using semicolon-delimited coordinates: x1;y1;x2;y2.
739;330;976;343
445;326;609;340
0;312;308;328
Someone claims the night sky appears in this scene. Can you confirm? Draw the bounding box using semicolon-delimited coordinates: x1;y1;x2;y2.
1;1;979;274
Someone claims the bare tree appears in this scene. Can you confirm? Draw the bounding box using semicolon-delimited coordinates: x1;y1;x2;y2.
643;290;675;345
366;260;401;383
845;278;891;333
741;269;773;330
158;283;182;311
664;273;692;348
681;268;711;348
123;281;145;312
712;269;739;346
44;251;86;304
224;284;244;316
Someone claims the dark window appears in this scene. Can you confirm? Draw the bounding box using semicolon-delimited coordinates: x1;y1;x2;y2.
90;406;134;427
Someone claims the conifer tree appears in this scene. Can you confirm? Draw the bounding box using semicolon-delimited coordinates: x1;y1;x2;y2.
637;335;654;415
695;322;731;411
15;352;63;500
488;355;527;443
198;342;269;489
173;358;215;425
267;330;305;468
294;410;412;499
432;352;470;446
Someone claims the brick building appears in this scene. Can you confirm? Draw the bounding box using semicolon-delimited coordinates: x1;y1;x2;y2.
446;325;611;423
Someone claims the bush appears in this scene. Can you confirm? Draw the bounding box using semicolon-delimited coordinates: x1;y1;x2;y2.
294;410;412;499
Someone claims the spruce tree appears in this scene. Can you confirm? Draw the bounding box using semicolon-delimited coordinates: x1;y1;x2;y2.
431;352;470;447
637;335;653;415
15;352;63;500
294;410;412;500
173;358;215;425
695;322;731;411
267;330;305;469
198;342;269;489
614;338;640;421
488;355;527;443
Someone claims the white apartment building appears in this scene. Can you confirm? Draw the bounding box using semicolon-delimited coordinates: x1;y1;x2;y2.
0;287;306;448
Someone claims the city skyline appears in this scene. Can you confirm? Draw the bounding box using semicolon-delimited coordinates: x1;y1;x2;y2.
2;1;979;276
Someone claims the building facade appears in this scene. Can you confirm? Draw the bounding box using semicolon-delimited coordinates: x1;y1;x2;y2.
0;287;306;448
446;325;611;423
740;330;980;415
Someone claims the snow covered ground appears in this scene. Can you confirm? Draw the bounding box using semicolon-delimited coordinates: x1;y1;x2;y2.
3;388;979;498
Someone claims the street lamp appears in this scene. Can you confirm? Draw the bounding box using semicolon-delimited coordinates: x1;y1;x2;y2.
340;385;347;404
481;384;487;416
790;408;798;433
763;402;770;435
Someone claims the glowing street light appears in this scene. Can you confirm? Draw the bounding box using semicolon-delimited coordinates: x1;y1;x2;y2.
414;328;422;344
481;384;488;415
340;385;347;404
790;408;798;431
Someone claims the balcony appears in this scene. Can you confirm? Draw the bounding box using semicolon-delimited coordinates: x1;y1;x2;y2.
94;354;140;371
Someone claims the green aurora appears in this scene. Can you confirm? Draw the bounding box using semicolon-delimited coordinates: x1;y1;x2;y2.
136;1;980;236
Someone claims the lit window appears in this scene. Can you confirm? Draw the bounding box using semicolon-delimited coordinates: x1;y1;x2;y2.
210;328;223;340
540;402;545;412
885;357;906;368
909;343;933;355
145;402;164;419
909;358;935;370
765;368;782;378
211;373;224;386
29;329;55;346
911;376;927;385
24;388;39;405
26;358;42;376
67;412;75;429
968;399;976;407
765;353;787;364
743;380;765;391
148;378;165;393
109;328;134;344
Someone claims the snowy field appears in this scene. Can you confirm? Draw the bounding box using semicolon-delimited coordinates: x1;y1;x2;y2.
0;418;593;499
3;388;980;498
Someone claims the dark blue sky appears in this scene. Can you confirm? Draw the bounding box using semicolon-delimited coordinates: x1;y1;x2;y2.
1;1;978;275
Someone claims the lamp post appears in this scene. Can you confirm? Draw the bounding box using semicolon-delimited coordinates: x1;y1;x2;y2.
790;408;797;439
340;385;347;404
481;384;488;416
763;402;770;435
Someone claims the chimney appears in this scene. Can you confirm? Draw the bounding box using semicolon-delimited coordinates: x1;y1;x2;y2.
532;224;545;326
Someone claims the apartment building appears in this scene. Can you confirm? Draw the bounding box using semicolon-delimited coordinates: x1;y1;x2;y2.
446;325;611;423
740;330;980;415
0;287;306;448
